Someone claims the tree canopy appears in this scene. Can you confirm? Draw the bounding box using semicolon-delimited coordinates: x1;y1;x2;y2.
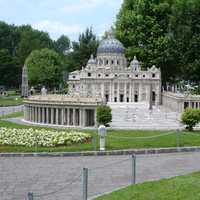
64;27;99;72
115;0;200;84
26;48;63;88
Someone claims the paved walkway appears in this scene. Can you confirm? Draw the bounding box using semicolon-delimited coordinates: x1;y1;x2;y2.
1;152;200;200
0;105;23;116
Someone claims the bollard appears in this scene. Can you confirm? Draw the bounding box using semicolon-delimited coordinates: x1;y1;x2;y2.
176;129;181;147
83;168;88;200
27;192;33;200
98;125;106;151
132;155;136;184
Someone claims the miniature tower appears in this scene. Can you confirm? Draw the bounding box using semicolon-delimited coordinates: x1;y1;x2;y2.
21;64;29;97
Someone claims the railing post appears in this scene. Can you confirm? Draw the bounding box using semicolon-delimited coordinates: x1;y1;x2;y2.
83;168;88;200
132;155;136;184
27;192;33;200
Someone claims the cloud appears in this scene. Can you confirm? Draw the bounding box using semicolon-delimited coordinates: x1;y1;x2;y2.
61;0;123;13
33;20;83;38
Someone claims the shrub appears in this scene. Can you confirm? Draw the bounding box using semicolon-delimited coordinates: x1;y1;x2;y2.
96;105;112;126
181;108;200;131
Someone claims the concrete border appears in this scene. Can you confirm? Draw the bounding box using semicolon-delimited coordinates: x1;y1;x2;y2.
1;146;200;157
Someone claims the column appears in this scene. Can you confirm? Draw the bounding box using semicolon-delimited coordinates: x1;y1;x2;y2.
117;82;120;102
101;83;105;99
139;83;143;102
51;108;54;124
109;82;112;102
42;107;45;123
30;106;32;121
79;109;82;127
46;107;49;124
124;82;127;102
129;82;132;102
33;107;35;122
61;108;64;125
73;108;76;126
67;108;70;126
38;107;41;123
112;82;115;102
56;108;59;124
94;109;97;127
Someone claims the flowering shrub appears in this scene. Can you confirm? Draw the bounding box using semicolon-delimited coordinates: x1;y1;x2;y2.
0;127;91;147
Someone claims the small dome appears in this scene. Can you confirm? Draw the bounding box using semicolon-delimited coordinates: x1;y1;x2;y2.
130;56;140;71
87;54;96;65
97;34;125;54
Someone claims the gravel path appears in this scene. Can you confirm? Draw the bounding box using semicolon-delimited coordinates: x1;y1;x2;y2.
1;152;200;200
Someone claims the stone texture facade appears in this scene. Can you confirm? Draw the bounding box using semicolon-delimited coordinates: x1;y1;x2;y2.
68;35;162;105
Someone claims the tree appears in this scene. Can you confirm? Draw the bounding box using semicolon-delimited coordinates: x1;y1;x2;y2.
26;48;63;88
64;27;99;72
17;25;54;66
54;35;70;54
96;105;112;126
168;0;200;83
0;49;19;87
181;108;200;131
116;0;175;83
115;0;200;84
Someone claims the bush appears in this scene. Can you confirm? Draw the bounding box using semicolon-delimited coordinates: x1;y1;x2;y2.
181;108;200;131
96;105;112;126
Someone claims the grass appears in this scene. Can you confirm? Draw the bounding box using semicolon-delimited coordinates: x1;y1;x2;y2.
95;171;200;200
1;112;200;152
0;96;23;106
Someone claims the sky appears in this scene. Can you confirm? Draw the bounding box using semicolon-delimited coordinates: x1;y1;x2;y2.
0;0;123;41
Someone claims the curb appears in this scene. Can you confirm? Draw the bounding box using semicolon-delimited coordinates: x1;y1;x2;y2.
0;146;200;157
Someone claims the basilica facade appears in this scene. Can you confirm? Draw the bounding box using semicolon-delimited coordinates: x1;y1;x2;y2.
68;35;161;105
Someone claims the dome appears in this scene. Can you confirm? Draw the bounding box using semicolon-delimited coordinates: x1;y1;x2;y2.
87;54;96;65
130;56;140;71
97;34;125;54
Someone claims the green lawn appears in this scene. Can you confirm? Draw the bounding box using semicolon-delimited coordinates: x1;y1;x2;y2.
95;171;200;200
1;112;200;152
0;96;23;106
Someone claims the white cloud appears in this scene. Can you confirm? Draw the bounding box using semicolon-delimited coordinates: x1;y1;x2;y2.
61;0;123;13
33;20;83;38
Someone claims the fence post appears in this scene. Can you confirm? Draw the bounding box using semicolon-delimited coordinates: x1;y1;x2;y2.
176;129;181;147
27;192;33;200
131;155;136;184
83;168;88;200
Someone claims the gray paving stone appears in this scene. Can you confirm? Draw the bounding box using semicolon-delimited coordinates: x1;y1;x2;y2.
1;152;200;200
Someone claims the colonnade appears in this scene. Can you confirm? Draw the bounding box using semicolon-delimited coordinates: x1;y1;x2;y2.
24;105;96;127
99;81;161;105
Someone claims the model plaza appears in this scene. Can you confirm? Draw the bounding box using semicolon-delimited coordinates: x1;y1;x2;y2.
23;34;200;128
23;34;162;127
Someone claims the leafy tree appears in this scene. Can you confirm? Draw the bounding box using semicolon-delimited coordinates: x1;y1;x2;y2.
181;108;200;131
17;25;54;65
64;27;99;72
54;35;70;54
116;0;200;84
26;48;63;88
96;105;112;126
0;49;20;87
168;0;200;83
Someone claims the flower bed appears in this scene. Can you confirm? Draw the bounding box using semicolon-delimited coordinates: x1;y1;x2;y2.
0;127;91;147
